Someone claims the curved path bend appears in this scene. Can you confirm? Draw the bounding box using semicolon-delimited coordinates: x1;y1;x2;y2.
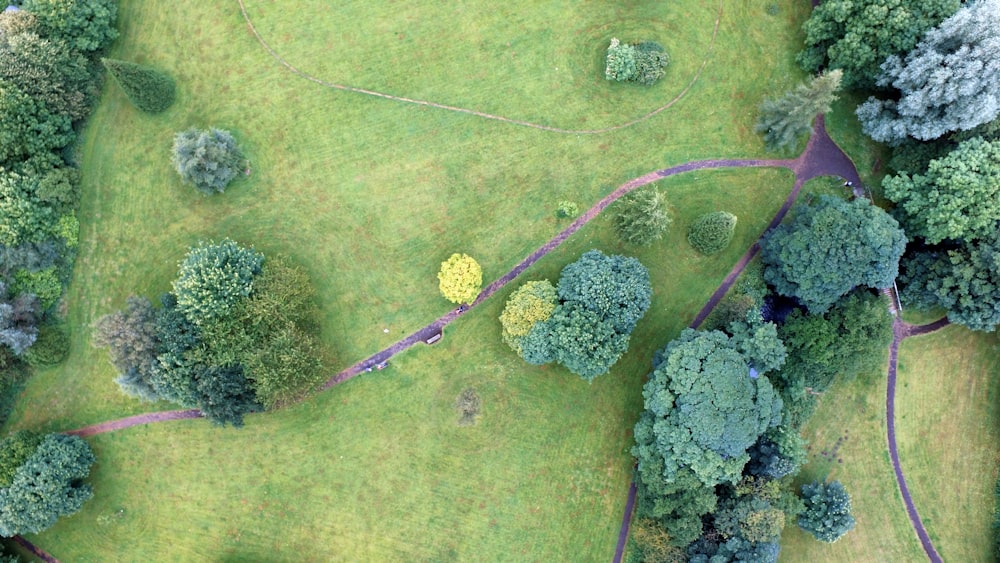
236;0;724;135
886;316;950;563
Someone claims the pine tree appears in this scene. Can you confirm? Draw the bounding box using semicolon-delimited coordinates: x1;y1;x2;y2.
102;58;175;114
614;187;671;246
756;70;842;152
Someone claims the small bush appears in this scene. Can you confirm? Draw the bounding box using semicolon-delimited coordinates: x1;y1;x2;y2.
556;200;579;218
101;58;175;114
605;38;669;85
688;211;737;255
23;322;69;367
171;128;245;195
455;388;481;426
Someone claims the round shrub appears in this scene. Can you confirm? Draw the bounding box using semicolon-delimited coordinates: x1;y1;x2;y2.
23;322;69;367
688;211;737;255
101;58;175;114
556;200;579;218
605;38;669;85
172;128;245;195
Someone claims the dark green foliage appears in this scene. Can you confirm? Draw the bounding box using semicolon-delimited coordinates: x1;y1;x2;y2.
632;464;717;547
884;137;1000;243
22;322;68;367
857;0;1000;143
797;0;960;90
747;425;807;479
520;250;651;380
0;81;73;167
0;433;95;536
760;196;906;313
93;296;161;401
687;537;779;563
0;430;42;488
21;0;118;53
776;292;893;395
688;211;737;255
702;262;767;331
171;239;263;327
101;58;175;114
993;475;1000;559
899;235;1000;331
148;293;201;406
498;280;557;355
614;187;671;246
0;282;39;356
756;70;841;152
171;128;245;195
0;31;96;120
605;38;668;85
797;480;856;542
728;317;786;376
190;365;260;428
455;388;481;426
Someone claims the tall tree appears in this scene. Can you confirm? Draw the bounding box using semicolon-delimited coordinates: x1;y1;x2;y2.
171;239;263;327
756;70;842;152
21;0;118;53
857;0;1000;143
884;137;1000;243
102;58;175;114
0;80;73;166
498;280;557;355
0;31;95;120
797;0;959;90
760;196;906;313
797;480;856;543
614;186;671;246
555;249;651;334
93;296;161;401
437;253;482;305
0;433;95;536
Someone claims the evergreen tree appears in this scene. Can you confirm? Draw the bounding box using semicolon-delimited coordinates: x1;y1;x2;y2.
797;480;855;542
171;239;263;327
102;58;175;114
614;187;671;246
688;211;738;255
756;70;842;152
172;128;245;195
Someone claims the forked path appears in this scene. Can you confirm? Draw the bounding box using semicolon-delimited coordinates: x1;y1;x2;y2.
886;317;950;563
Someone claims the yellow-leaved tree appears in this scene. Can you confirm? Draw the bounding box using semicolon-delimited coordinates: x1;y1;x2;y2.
437;253;482;304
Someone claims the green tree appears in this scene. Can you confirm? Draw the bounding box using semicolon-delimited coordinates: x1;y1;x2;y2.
93;296;161;401
521;301;629;381
605;39;669;85
797;480;856;542
614;186;671;246
21;0;118;53
171;128;245;195
0;30;95;120
756;70;842;152
688;211;738;256
22;321;69;367
190;365;261;428
884;137;1000;243
556;249;651;334
797;0;960;90
102;58;176;114
0;80;73;166
760;196;906;313
0;430;42;487
437;253;482;304
0;433;95;536
857;0;1000;143
171;239;263;327
498;280;557;354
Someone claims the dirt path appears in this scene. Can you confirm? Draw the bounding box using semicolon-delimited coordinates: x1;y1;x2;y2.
886;317;949;563
235;0;724;135
11;536;58;563
64;409;204;437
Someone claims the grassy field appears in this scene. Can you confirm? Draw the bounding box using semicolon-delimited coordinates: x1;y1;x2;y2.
5;0;820;559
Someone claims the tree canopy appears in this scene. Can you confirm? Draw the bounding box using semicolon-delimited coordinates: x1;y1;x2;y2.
756;70;842;152
797;480;856;543
171;239;263;327
614;186;671;246
884;137;1000;243
797;0;960;90
437;253;482;304
498;280;557;354
688;211;738;256
857;0;1000;143
171;128;245;195
21;0;118;53
760;196;906;313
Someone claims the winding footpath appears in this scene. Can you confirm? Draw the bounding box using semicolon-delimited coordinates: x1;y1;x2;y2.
886;316;950;563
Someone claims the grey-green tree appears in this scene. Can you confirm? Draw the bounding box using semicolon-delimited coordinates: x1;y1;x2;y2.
884;137;1000;243
171;128;246;195
614;186;671;246
756;70;842;152
93;295;161;401
797;0;959;90
797;480;856;543
857;0;1000;143
760;196;906;313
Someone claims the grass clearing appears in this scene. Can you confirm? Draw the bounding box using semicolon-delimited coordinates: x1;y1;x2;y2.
5;0;817;559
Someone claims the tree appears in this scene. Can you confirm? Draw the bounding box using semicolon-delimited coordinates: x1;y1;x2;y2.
756;70;842;152
0;30;95;120
797;0;960;90
688;211;738;256
21;0;118;53
884;137;1000;243
0;167;64;247
556;250;651;333
498;280;557;354
797;480;856;542
899;235;1000;331
93;296;161;401
437;253;482;304
760;196;906;313
520;301;629;381
857;0;1000;143
102;58;175;114
605;39;669;85
0;282;38;356
189;364;261;428
171;128;246;195
171;239;263;327
0;80;73;166
0;430;42;487
614;186;671;246
0;433;95;536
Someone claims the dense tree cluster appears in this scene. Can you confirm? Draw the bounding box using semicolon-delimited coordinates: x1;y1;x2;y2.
0;431;95;537
0;1;117;377
501;250;650;381
760;196;906;313
94;241;330;425
605;39;669;85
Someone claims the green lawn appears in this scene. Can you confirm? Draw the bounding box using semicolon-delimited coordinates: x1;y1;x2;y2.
6;0;819;559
